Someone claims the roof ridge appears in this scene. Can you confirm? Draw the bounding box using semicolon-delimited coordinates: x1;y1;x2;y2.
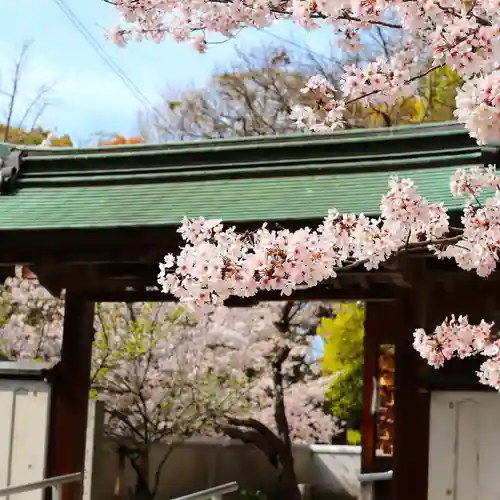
17;149;483;189
13;121;468;159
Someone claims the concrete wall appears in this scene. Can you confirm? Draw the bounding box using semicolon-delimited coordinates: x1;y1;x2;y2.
309;445;361;499
0;369;51;500
0;387;361;500
89;433;361;500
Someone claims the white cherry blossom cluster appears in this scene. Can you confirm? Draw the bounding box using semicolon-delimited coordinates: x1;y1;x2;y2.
413;315;500;390
158;176;452;305
436;165;500;277
455;72;500;144
159;166;500;390
290;75;347;131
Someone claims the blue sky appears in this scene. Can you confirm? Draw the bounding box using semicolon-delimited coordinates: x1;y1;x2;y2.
0;0;337;145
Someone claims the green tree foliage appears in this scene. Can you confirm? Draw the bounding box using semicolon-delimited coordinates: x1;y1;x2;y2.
318;303;364;428
0;125;72;146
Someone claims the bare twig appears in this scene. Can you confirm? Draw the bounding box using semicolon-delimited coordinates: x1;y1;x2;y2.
3;41;32;141
0;40;57;141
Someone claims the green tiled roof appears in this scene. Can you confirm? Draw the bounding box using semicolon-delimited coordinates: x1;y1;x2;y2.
0;122;489;230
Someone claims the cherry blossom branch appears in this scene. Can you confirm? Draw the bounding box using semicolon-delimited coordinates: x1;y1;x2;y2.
336;14;402;29
328;234;462;272
433;0;491;26
413;315;500;390
344;64;445;106
103;0;404;30
159;166;500;308
107;408;146;440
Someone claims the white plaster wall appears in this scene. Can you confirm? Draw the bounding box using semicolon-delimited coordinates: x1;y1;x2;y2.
0;378;51;500
429;391;500;500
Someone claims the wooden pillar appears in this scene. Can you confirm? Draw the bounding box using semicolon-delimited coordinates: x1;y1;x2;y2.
392;268;430;500
46;293;95;500
362;301;399;500
361;303;378;476
361;303;386;500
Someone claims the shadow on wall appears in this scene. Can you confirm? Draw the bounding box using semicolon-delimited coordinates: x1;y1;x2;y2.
89;436;361;500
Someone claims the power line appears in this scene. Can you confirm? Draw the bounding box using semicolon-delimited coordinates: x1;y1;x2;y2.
52;0;153;109
51;0;163;122
52;0;336;132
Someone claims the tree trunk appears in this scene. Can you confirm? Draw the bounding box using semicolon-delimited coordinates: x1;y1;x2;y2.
133;474;153;500
270;350;302;500
128;449;154;500
221;417;302;500
270;454;302;500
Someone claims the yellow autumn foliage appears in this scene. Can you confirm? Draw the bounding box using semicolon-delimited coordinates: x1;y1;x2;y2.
348;64;462;128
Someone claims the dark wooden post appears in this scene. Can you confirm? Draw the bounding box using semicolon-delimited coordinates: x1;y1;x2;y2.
362;301;399;500
46;293;95;500
361;303;378;476
362;302;397;472
392;264;430;500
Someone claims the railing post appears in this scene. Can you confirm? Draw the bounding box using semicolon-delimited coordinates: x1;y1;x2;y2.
359;482;373;500
52;484;63;500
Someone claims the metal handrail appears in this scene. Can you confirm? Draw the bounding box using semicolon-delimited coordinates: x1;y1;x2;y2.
173;482;239;500
358;471;393;483
0;472;82;499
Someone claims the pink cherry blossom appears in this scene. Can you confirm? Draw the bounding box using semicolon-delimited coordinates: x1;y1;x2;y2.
109;0;500;143
158;175;452;305
158;164;500;390
413;315;500;390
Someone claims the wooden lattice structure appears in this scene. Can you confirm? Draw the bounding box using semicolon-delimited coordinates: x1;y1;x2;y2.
0;122;498;500
376;346;395;457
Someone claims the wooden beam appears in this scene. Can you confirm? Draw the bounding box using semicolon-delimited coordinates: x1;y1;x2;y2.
45;294;95;500
0;221;325;264
30;260;500;306
38;262;406;283
28;266;63;297
0;265;15;282
75;282;399;303
29;262;409;302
